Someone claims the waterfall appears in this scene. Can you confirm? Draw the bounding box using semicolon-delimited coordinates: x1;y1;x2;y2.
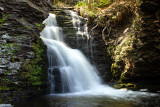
40;13;101;93
40;13;156;99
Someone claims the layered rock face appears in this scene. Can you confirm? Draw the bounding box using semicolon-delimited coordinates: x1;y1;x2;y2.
104;0;160;91
0;0;51;103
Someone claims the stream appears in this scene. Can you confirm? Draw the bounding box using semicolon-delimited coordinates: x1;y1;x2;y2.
11;10;160;107
13;94;160;107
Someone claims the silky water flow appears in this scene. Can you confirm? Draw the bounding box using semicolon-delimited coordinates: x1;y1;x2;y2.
40;13;157;99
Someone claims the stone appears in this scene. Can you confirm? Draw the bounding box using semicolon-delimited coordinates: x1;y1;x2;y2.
9;62;21;70
0;7;4;11
0;65;7;68
0;104;13;107
0;40;6;44
1;34;10;39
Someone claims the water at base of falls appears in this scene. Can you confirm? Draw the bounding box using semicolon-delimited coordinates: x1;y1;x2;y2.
40;13;158;99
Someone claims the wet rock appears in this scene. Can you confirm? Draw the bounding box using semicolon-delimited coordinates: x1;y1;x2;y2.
0;40;6;44
53;68;62;93
0;0;51;103
9;62;21;70
0;65;7;68
0;104;13;107
1;34;10;39
8;70;18;75
0;7;4;11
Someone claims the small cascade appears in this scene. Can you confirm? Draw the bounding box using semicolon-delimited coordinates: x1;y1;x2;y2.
69;11;89;40
40;13;101;93
69;10;93;58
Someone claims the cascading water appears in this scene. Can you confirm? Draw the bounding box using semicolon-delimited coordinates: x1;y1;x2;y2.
40;13;157;99
69;10;90;40
40;13;101;93
69;10;94;58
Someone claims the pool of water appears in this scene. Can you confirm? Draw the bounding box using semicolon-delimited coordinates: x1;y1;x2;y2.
13;93;160;107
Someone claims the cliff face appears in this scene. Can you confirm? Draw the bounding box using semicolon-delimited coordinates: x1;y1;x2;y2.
0;0;51;103
73;0;159;91
104;0;160;91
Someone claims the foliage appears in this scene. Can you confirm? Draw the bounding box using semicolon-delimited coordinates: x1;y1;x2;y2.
75;1;100;19
53;1;72;8
76;1;87;7
93;0;111;8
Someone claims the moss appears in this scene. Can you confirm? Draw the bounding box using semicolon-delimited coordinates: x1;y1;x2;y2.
108;8;145;87
1;43;21;54
22;35;46;86
0;86;10;91
24;25;32;29
35;23;44;31
0;14;7;25
24;64;43;85
0;98;2;103
113;83;136;89
111;63;121;79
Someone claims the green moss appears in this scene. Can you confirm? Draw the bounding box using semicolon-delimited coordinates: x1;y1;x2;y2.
35;23;43;31
113;83;136;89
0;98;2;103
111;63;122;79
93;0;111;8
0;15;7;24
1;43;21;54
35;23;41;27
0;86;10;91
25;64;43;85
24;25;32;29
23;35;46;86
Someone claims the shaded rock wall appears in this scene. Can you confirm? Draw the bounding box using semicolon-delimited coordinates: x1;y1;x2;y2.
103;0;160;91
0;0;51;103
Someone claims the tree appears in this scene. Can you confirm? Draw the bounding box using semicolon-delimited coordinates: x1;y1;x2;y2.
88;0;92;9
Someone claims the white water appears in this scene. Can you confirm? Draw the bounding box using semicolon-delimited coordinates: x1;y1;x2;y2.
40;13;101;93
69;10;90;40
69;10;94;58
40;13;157;99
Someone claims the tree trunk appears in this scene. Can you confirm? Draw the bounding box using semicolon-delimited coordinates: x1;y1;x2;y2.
88;0;92;9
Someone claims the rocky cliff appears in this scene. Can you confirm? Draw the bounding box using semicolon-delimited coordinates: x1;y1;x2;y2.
96;0;160;91
0;0;51;103
76;0;160;91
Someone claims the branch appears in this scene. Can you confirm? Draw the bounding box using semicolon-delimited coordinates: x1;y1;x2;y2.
91;23;98;35
102;26;107;42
